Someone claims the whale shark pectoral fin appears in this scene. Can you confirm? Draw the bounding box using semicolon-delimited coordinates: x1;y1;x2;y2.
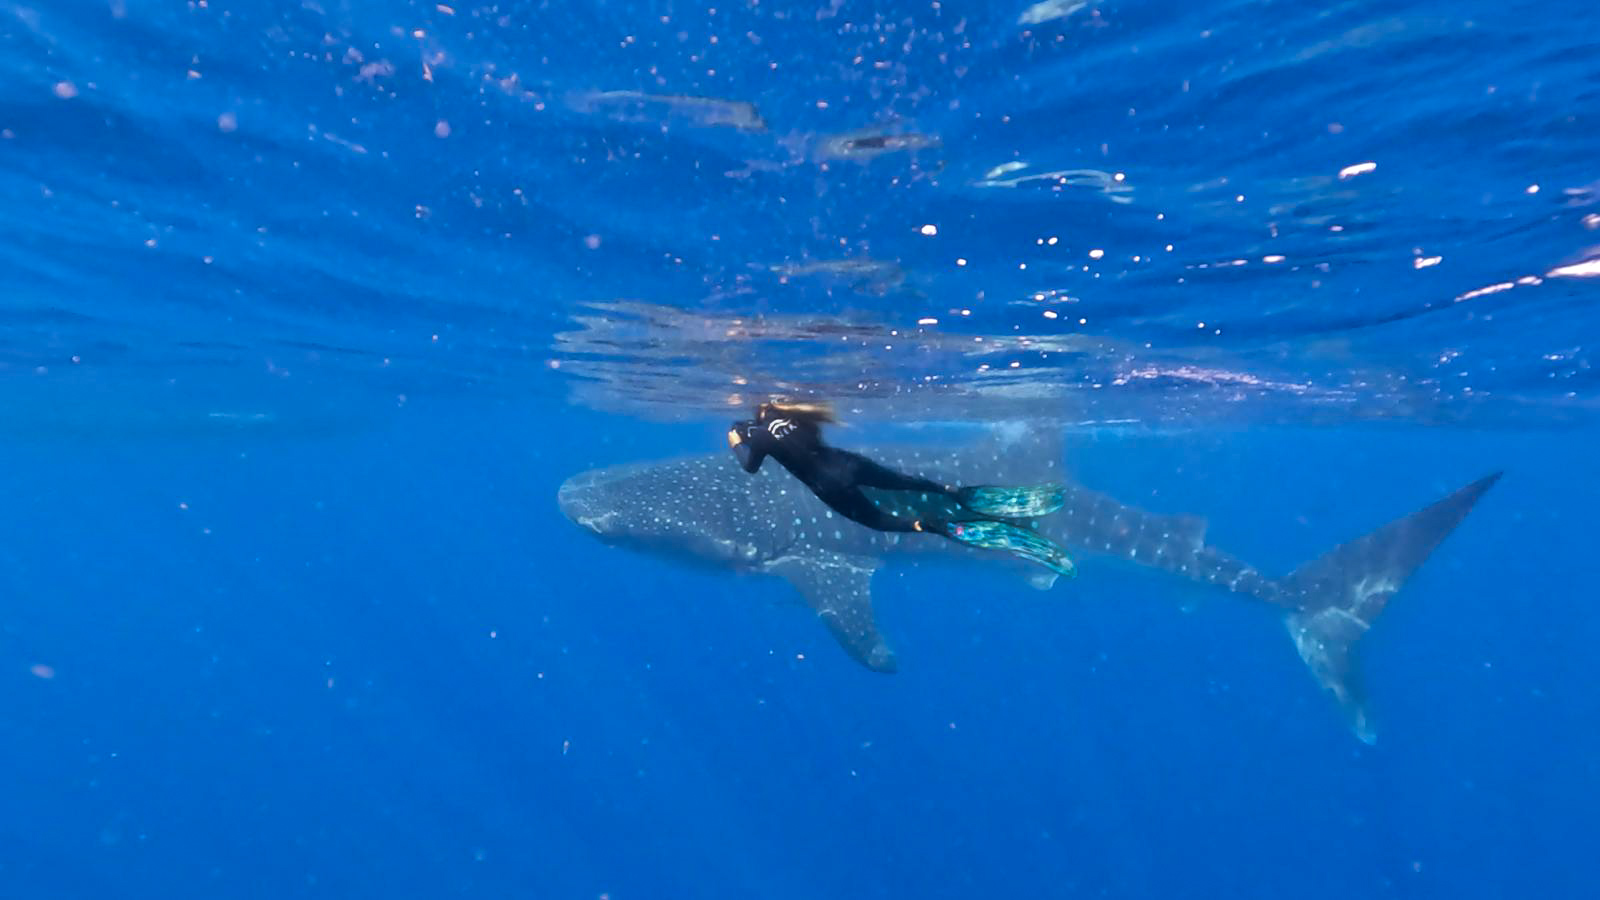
766;551;896;673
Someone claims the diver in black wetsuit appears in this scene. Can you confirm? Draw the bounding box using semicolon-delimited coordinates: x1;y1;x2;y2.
727;401;1076;577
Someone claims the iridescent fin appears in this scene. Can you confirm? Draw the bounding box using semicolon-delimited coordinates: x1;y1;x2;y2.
956;484;1066;519
943;520;1077;578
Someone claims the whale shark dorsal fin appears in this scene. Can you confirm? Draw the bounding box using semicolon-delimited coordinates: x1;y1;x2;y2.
973;420;1066;486
766;551;897;673
1157;512;1208;551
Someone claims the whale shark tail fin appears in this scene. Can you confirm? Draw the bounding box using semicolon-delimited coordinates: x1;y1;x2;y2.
1279;472;1502;743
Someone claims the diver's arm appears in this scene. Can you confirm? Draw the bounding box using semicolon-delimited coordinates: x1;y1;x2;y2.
735;443;767;473
728;422;769;473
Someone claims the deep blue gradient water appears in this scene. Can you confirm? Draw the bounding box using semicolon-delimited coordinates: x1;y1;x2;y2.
3;1;1599;897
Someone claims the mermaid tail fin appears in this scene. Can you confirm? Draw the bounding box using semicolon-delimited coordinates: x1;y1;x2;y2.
942;519;1077;578
955;484;1066;519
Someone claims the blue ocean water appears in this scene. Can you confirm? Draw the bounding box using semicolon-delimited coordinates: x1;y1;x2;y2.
3;0;1599;897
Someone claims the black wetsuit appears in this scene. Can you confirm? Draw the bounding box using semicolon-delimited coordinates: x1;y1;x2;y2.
730;413;958;533
727;406;1077;576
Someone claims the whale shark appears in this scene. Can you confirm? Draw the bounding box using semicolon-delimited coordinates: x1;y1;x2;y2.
557;431;1499;742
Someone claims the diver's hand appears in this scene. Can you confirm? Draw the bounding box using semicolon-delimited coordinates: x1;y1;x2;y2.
728;421;766;473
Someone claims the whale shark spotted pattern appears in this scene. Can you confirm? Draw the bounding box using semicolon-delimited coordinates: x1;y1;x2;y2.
557;431;1499;743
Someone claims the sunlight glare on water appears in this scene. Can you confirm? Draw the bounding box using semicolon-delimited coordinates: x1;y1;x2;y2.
1;1;1596;430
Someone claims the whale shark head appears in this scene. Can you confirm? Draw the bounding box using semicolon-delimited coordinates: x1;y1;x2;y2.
557;456;789;568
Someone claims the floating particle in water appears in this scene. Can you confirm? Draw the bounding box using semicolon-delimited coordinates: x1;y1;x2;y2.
568;90;767;132
1562;179;1600;208
1018;0;1090;26
1549;250;1600;279
817;126;941;162
972;162;1133;203
766;257;905;296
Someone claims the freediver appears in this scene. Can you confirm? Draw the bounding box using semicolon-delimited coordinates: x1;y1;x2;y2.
727;401;1076;576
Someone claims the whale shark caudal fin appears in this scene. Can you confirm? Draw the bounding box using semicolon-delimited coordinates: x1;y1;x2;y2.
1279;472;1502;744
766;551;897;673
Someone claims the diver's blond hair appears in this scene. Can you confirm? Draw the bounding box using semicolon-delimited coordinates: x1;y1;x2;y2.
759;398;839;424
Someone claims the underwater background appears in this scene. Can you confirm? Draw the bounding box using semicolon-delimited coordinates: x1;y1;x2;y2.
2;0;1598;897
